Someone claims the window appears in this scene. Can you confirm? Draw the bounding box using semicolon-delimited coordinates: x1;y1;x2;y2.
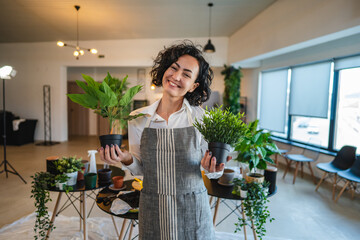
258;54;360;153
334;68;360;153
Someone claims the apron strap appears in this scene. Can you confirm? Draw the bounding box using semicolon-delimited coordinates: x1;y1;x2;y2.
144;104;193;128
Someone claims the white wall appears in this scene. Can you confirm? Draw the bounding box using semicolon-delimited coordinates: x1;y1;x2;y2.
0;37;228;141
229;0;360;65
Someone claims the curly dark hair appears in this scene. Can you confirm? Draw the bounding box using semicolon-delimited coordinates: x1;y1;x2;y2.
150;40;213;106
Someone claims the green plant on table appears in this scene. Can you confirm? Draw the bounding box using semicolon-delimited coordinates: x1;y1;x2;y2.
232;178;248;193
30;172;55;240
67;73;144;134
193;106;247;146
234;120;279;172
54;156;83;174
233;180;274;239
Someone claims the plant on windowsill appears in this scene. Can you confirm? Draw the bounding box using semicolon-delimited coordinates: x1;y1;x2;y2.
30;171;55;240
193;106;248;165
67;73;144;148
232;180;274;239
234;120;280;183
54;156;83;186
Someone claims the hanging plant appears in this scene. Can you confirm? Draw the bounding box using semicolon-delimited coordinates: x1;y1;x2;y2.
30;172;55;240
232;180;274;239
221;65;242;114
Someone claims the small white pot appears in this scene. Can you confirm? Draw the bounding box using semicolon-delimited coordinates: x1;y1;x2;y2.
65;171;78;186
58;182;66;190
240;188;248;198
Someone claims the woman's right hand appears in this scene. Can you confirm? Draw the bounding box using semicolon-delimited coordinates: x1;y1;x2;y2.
98;144;133;166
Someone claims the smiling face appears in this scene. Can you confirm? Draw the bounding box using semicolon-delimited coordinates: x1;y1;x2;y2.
162;54;200;99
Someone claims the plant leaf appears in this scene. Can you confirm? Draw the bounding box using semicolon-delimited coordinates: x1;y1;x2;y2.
120;85;142;106
67;93;98;109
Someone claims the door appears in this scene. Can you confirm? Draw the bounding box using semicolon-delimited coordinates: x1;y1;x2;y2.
67;81;89;137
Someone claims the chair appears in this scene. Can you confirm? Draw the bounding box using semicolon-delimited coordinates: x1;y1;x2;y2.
315;146;356;200
335;155;360;203
0;111;37;146
283;144;320;184
274;148;289;165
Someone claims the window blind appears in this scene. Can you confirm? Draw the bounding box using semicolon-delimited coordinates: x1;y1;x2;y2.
259;69;288;133
289;62;331;118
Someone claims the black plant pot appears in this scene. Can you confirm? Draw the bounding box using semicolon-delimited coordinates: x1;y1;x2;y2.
99;134;123;149
97;168;112;185
208;142;231;165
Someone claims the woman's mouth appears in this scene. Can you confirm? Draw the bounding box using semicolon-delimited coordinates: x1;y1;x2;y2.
168;80;180;88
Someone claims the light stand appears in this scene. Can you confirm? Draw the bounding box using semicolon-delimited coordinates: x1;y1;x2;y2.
0;66;26;184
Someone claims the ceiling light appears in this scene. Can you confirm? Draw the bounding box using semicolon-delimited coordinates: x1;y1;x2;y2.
204;3;216;53
57;5;98;60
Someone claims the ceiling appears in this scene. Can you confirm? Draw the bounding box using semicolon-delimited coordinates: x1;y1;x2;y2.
0;0;276;43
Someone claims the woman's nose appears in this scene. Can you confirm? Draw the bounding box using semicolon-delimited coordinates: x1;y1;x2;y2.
172;70;181;81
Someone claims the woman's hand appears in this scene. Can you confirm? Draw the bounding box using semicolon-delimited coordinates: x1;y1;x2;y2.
98;144;133;166
201;150;232;172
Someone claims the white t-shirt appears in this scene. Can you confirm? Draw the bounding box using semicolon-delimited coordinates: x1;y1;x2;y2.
123;98;223;179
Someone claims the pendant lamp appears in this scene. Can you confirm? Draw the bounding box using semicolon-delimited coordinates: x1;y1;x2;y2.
204;3;215;53
57;5;98;60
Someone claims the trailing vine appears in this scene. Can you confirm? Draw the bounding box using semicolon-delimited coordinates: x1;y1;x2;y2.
233;180;274;239
30;172;55;240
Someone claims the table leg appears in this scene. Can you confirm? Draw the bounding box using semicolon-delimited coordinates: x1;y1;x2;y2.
301;162;304;178
240;200;247;240
213;198;220;226
250;217;258;240
46;192;63;239
128;220;134;240
209;196;213;205
81;192;88;240
80;195;83;231
111;215;120;237
119;219;128;240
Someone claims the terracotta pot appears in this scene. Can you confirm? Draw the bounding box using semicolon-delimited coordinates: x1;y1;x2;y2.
112;176;124;189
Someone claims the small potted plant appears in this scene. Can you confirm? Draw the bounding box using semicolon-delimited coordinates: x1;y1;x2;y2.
55;156;83;186
234;120;279;183
233;180;274;239
232;178;248;198
30;172;55;239
194;106;247;165
67;73;144;148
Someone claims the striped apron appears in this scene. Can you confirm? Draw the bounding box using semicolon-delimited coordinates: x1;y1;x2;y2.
138;108;215;240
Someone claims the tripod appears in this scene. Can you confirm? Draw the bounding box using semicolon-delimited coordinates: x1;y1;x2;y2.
0;78;27;184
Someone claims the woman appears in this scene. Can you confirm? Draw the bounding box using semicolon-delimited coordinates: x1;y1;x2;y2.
100;41;228;239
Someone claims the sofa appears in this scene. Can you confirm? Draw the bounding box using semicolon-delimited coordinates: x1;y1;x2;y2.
0;111;37;146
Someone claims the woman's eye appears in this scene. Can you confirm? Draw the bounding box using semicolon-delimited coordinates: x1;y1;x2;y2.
171;66;177;70
184;73;190;78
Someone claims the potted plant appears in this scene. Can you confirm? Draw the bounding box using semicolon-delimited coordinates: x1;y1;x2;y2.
234;120;279;183
30;172;55;240
67;73;144;148
222;65;242;114
233;180;274;239
54;174;69;190
54;156;83;186
194;107;247;165
232;178;248;198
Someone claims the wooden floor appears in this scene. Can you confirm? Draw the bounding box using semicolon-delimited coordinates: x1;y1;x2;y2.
0;136;360;239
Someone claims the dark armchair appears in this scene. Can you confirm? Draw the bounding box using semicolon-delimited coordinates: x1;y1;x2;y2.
0;111;37;146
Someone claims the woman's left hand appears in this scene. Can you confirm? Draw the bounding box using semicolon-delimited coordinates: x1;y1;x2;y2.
201;150;232;173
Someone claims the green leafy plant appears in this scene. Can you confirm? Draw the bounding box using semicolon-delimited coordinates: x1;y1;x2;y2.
67;73;144;134
234;120;279;172
222;65;242;114
54;173;69;183
233;180;274;239
30;172;55;240
232;178;248;191
54;156;83;174
193;106;247;146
